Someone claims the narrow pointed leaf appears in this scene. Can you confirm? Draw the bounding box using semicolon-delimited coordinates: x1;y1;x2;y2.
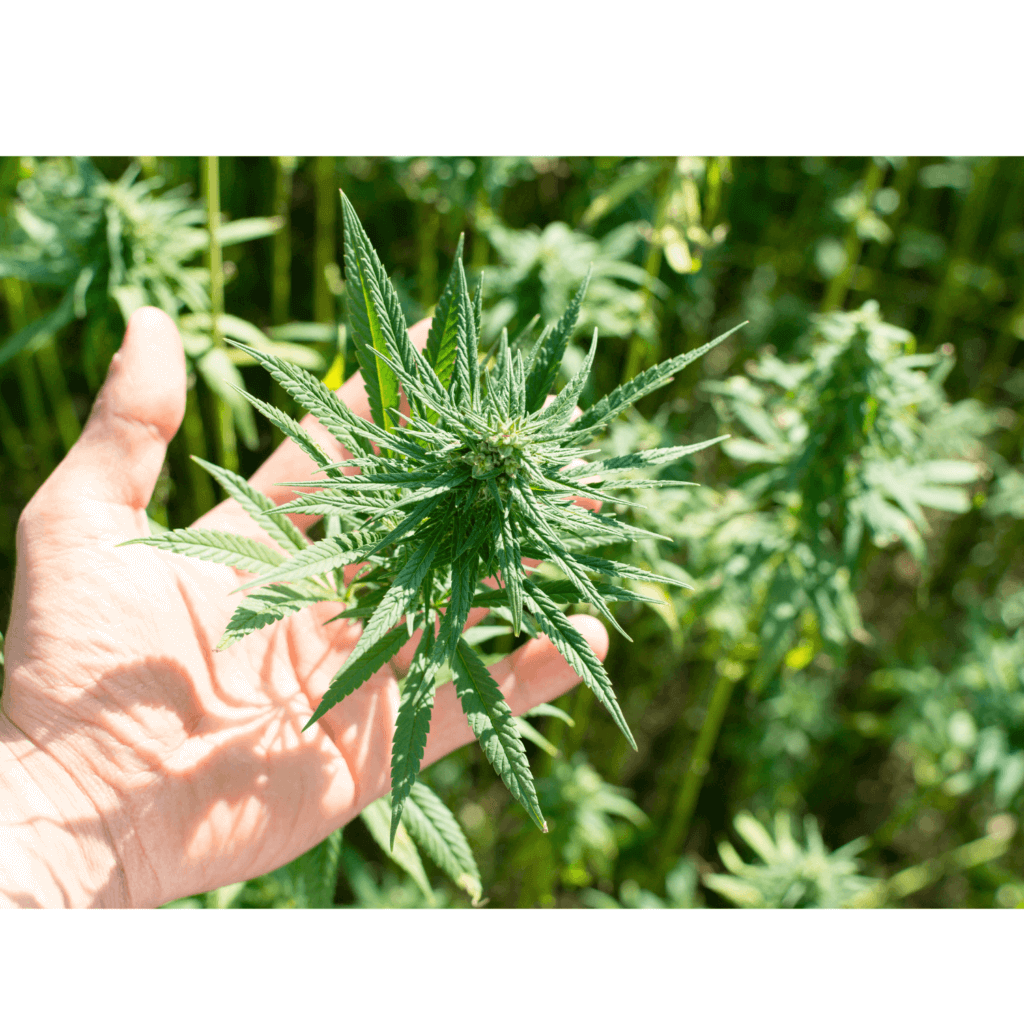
359;795;434;903
191;456;308;554
218;583;331;649
390;626;438;846
524;267;592;412
304;625;409;730
571;322;746;436
235;529;380;592
451;638;546;831
523;579;636;749
404;781;482;902
341;192;400;431
120;527;285;575
425;235;465;393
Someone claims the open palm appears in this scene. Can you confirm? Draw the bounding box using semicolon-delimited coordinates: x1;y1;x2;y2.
0;308;606;908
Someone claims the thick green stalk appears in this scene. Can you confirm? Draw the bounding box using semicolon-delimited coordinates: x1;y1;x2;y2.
2;279;54;474
14;352;53;476
658;670;738;868
272;156;297;326
202;155;238;474
865;157;917;273
271;156;298;447
622;158;675;383
34;339;80;453
846;822;1014;908
417;200;440;309
470;186;491;272
174;387;215;520
15;281;80;453
820;158;888;313
923;156;997;349
314;156;337;325
0;392;31;473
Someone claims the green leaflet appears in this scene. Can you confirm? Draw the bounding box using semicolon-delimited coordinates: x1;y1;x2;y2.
120;527;286;575
524;267;592;413
191;456;308;554
280;828;343;908
536;327;599;428
437;548;478;662
390;625;438;846
570;322;747;437
471;578;664;609
523;578;636;750
424;234;465;396
452;637;545;831
234;529;380;592
451;262;475;407
232;386;340;477
403;780;482;903
226;342;375;459
341;192;400;432
564;435;731;478
359;794;434;903
218;583;332;650
334;527;443;676
304;626;408;730
562;551;688;589
489;483;526;636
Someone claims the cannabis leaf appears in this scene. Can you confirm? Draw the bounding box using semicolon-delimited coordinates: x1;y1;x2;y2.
125;194;738;844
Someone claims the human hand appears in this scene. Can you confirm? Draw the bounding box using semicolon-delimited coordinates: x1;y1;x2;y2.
0;307;608;908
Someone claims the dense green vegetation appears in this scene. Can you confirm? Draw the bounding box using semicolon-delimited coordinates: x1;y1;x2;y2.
2;156;1022;909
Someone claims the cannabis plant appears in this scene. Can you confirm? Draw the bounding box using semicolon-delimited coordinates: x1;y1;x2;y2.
703;811;874;908
0;157;319;433
126;193;740;844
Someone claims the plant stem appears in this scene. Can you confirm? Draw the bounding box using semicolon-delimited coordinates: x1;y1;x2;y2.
2;279;54;475
271;156;298;447
17;279;79;452
659;670;738;868
14;352;53;475
417;200;440;308
0;391;31;473
174;386;215;521
846;824;1014;908
314;156;337;325
470;185;491;272
202;155;237;474
923;156;997;350
820;158;888;313
35;339;80;452
272;156;297;326
622;158;675;383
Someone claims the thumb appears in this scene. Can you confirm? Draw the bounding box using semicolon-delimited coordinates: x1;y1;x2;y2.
37;307;186;527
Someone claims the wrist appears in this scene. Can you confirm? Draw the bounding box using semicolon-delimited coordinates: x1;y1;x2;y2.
0;711;130;908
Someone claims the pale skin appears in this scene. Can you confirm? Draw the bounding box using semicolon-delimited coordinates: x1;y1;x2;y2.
0;307;608;908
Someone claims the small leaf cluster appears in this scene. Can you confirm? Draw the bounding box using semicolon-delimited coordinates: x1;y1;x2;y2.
703;810;874;909
0;157;316;437
128;193;740;845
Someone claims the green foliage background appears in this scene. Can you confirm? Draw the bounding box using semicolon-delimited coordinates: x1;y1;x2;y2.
2;155;1023;909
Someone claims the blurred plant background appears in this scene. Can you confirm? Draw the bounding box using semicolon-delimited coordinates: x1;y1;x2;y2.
1;155;1023;909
